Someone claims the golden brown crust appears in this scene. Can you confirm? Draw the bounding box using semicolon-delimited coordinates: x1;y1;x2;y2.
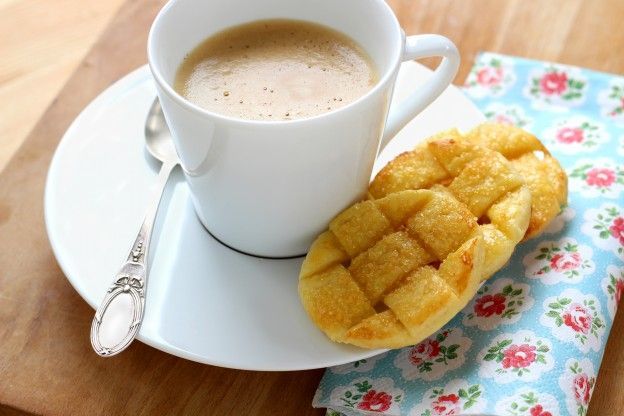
369;149;449;199
299;186;505;348
298;264;375;341
370;123;567;240
370;135;531;280
300;231;348;279
464;123;568;239
298;125;566;349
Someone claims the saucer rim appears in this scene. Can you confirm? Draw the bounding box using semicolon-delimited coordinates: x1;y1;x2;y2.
44;63;485;370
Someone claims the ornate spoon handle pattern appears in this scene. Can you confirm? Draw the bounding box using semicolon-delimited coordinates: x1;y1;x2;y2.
90;160;176;356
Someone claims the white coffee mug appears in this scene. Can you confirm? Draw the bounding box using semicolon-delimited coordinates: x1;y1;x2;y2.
148;0;459;258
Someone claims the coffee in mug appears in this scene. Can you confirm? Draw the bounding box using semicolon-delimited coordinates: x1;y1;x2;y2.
173;19;378;121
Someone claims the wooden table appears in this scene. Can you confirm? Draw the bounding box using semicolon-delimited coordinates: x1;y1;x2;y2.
1;1;622;414
0;0;126;172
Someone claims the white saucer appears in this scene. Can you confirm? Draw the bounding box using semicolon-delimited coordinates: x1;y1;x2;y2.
45;62;484;371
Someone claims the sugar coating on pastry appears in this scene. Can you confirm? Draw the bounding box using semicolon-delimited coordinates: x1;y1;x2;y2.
370;132;532;280
298;128;548;349
463;123;567;239
371;122;566;239
299;189;487;349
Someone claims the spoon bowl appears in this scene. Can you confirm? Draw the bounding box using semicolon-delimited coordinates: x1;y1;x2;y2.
145;99;179;164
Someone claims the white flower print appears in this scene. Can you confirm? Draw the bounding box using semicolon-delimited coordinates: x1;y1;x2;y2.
494;388;560;416
409;379;486;416
601;264;624;320
568;158;624;199
483;103;532;128
559;358;596;416
331;353;387;375
597;78;624;124
329;377;404;415
393;328;471;381
540;288;606;353
476;330;553;384
581;203;624;260
542;205;575;235
523;238;595;285
542;116;610;154
462;278;534;330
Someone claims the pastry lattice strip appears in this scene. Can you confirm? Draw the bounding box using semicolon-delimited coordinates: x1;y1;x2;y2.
370;124;566;239
371;132;532;279
300;136;533;348
300;187;522;348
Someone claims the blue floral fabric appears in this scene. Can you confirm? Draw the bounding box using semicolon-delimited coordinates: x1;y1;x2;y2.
313;53;624;416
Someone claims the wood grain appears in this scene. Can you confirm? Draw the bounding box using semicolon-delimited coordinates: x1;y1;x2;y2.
0;0;125;172
0;1;622;415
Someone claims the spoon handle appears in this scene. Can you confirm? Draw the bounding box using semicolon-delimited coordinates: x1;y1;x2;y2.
90;160;177;356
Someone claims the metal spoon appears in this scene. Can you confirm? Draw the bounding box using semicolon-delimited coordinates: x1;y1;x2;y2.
90;98;179;356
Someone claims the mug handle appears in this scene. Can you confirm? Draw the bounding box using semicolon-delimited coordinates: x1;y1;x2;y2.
379;34;460;151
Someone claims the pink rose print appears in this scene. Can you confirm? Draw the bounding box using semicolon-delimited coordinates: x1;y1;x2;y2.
466;55;515;98
599;82;624;118
550;252;582;271
476;67;504;87
570;161;623;198
611;96;624;117
586;206;624;257
556;126;584;144
543;292;605;352
544;118;608;154
479;331;551;381
526;239;594;284
530;404;553;416
414;383;485;415
495;390;560;415
395;329;468;381
562;303;592;334
493;114;514;125
474;294;506;317
585;167;616;187
527;66;585;106
432;394;461;416
409;339;441;365
357;390;392;412
602;266;624;319
484;104;531;128
465;280;533;329
540;71;568;95
501;344;537;369
600;265;624;318
609;217;624;245
335;379;402;411
573;374;592;405
616;279;624;304
559;359;596;416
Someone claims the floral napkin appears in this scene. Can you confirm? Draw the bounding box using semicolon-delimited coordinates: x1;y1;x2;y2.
313;52;624;416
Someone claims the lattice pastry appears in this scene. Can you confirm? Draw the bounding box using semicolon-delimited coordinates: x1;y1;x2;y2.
462;123;567;239
369;133;532;280
299;137;532;348
299;190;485;348
370;123;567;239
